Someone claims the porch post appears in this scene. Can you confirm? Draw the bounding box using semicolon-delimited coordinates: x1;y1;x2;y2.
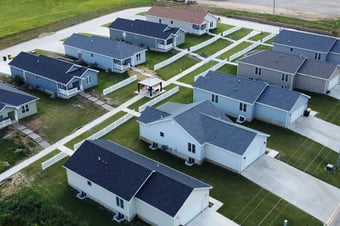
160;82;162;92
137;83;140;93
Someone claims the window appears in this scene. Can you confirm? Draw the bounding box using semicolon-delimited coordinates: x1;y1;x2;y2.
255;67;261;75
86;76;92;84
87;181;92;186
136;53;141;61
116;197;124;209
211;94;218;103
21;104;29;113
160;132;164;137
210;21;214;28
282;74;289;82
90;53;94;57
290;48;293;51
159;19;161;23
239;103;247;112
171;20;173;24
188;143;196;153
315;52;321;60
285;74;288;82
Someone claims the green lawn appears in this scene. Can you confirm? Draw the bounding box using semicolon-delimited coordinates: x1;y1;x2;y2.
65;111;126;149
127;97;150;111
249;32;271;41
0;127;41;173
212;23;234;34
88;71;129;97
226;28;252;40
195;39;232;57
156;55;199;80
0;0;153;39
102;119;321;226
266;36;277;44
144;50;178;69
305;91;340;126
218;42;252;60
21;90;106;143
179;34;212;49
103;81;138;107
217;64;238;75
154;86;193;107
179;61;218;84
251;45;272;52
246;120;340;187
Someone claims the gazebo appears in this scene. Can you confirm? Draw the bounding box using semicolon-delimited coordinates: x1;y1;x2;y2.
137;77;163;97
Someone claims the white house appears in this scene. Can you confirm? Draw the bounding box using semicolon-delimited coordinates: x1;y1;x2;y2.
64;139;212;226
193;71;310;128
146;6;218;36
0;83;38;129
138;101;269;173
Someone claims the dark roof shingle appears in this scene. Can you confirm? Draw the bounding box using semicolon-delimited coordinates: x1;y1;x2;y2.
0;83;38;107
64;140;211;216
194;71;267;104
274;29;336;53
239;50;306;75
298;59;338;79
64;33;145;59
109;18;180;40
9;52;89;85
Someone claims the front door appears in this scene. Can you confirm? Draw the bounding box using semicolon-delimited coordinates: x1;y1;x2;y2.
8;111;15;120
73;81;80;90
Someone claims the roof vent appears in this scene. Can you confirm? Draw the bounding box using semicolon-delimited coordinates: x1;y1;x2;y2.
238;79;241;83
233;88;238;91
37;59;40;63
98;156;101;161
91;39;94;43
157;163;159;167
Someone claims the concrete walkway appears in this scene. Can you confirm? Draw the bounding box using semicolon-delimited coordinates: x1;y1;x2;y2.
288;116;340;152
242;155;340;223
13;123;50;148
79;92;114;111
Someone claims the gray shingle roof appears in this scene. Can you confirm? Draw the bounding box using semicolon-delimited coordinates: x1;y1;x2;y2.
257;86;304;111
274;29;336;53
109;18;180;40
64;33;145;59
64;140;211;216
330;40;340;54
239;50;306;75
298;59;338;79
138;107;170;124
9;52;89;85
139;101;262;155
0;83;38;108
194;71;267;104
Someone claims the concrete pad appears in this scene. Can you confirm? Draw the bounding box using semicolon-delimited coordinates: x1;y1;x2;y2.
89;97;98;102
38;141;51;149
21;128;33;135
288;116;340;152
242;155;340;223
95;100;105;106
188;208;239;226
329;85;340;100
14;124;26;130
29;133;40;140
102;104;114;111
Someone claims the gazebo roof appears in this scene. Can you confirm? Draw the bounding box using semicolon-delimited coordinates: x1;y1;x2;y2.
138;77;163;87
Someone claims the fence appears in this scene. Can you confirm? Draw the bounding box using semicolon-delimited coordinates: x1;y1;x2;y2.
73;113;134;150
222;26;242;37
189;35;221;52
41;151;68;170
103;75;137;96
262;33;277;43
139;86;179;112
154;50;188;71
0;118;12;129
194;60;227;82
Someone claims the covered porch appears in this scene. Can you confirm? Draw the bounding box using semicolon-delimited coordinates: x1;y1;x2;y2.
57;80;83;99
137;77;163;97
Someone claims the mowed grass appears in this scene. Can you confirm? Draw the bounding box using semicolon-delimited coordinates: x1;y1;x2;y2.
247;120;340;187
249;32;271;41
156;55;199;80
144;50;178;69
195;39;232;57
211;23;234;34
102;118;321;226
218;42;252;60
65;111;126;149
305;91;340;126
21;89;105;143
226;28;252;40
104;81;139;107
179;34;212;49
179;61;218;84
0;0;153;39
217;64;238;75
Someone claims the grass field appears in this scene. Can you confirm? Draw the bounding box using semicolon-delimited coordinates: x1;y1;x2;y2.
212;23;234;34
226;28;252;40
179;34;212;49
195;39;232;57
179;61;218;84
218;42;252;60
144;50;178;69
156;55;199;80
21;89;105;143
249;32;271;41
101;118;321;226
217;64;238;75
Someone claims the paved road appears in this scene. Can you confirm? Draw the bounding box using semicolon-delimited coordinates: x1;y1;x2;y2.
288;116;340;152
242;155;340;223
199;0;340;20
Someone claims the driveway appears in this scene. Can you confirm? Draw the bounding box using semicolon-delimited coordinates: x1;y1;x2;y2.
288;116;340;152
242;155;340;223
